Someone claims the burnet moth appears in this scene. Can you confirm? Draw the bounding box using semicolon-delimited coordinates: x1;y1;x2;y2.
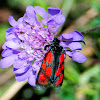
36;37;85;89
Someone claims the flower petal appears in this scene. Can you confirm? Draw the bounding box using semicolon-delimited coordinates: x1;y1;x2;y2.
28;71;37;86
72;51;86;63
32;63;40;71
15;70;29;82
5;27;17;40
71;31;83;41
55;15;65;25
2;43;7;49
23;14;35;25
66;50;73;57
26;6;35;18
13;67;26;74
6;33;16;41
15;66;32;82
4;41;20;49
68;42;82;50
5;28;17;41
9;16;17;27
60;42;67;47
59;33;73;41
1;49;13;57
13;60;27;68
17;17;23;23
47;20;59;32
34;6;48;19
48;7;61;15
13;64;31;74
0;54;18;68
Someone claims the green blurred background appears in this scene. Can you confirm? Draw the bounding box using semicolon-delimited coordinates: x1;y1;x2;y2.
0;0;100;100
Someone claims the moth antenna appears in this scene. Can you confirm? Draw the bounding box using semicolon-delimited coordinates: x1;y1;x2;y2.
62;40;86;45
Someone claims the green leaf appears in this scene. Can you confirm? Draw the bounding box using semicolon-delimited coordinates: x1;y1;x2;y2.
40;97;49;100
93;89;100;100
64;62;80;83
79;64;100;85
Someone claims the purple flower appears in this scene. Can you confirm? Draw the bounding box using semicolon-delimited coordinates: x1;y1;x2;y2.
0;6;86;87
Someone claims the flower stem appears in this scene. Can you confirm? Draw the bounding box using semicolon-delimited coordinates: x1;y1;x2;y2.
81;25;100;34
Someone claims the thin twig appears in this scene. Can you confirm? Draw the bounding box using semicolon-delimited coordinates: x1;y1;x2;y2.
0;68;14;86
0;80;28;100
81;25;100;34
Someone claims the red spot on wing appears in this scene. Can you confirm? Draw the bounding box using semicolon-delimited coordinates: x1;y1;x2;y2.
55;74;63;85
45;67;52;76
41;50;53;70
37;50;53;86
46;52;53;63
55;68;61;76
41;60;46;70
61;63;64;70
38;73;48;85
59;53;64;64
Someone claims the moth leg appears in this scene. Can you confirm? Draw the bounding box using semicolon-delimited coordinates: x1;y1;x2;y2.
44;45;50;50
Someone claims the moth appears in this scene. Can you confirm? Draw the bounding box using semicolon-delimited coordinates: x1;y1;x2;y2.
36;37;64;89
36;37;85;89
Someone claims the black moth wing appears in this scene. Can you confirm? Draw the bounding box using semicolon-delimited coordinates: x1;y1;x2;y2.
36;49;54;90
53;50;64;90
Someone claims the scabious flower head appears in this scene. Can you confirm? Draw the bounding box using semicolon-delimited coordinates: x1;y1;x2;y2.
0;6;86;86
